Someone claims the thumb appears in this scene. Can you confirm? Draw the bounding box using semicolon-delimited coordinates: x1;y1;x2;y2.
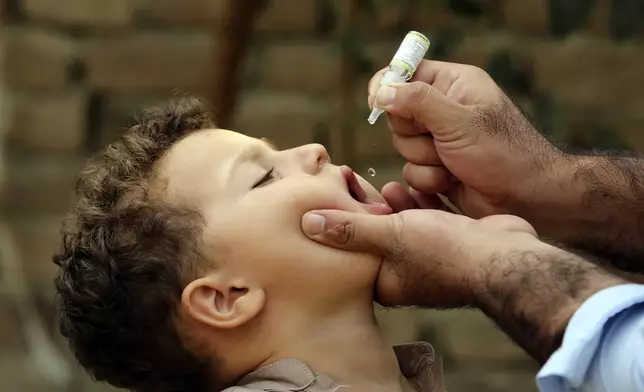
301;210;396;254
375;81;466;136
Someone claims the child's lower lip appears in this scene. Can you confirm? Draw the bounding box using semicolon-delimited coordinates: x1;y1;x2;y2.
340;165;391;214
361;201;393;215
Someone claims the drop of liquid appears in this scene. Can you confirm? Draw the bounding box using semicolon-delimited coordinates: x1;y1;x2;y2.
372;142;376;147
367;167;376;177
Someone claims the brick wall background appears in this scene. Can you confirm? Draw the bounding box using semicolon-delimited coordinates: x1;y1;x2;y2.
1;0;644;391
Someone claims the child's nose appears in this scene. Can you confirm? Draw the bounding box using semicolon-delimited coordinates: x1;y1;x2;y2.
300;143;330;174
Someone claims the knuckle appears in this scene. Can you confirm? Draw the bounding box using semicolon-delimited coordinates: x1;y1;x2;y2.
330;219;355;245
385;214;407;265
402;163;424;185
448;69;460;82
468;65;489;78
409;81;431;103
403;160;422;173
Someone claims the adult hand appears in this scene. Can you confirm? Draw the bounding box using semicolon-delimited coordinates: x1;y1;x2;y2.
301;208;538;307
369;60;561;218
300;208;626;365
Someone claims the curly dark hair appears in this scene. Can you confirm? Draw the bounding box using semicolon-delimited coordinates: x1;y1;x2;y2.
53;98;219;392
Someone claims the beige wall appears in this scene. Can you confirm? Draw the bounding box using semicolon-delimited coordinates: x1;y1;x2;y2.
2;1;644;391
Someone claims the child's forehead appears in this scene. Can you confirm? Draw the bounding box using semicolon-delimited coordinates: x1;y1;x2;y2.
157;129;274;184
156;130;280;195
176;129;274;151
157;129;244;176
166;129;254;158
151;129;253;205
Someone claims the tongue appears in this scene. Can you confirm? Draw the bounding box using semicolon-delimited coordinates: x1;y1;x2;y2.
342;166;367;201
341;166;393;215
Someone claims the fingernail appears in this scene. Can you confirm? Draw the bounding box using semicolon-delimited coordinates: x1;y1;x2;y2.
303;213;326;236
376;85;396;107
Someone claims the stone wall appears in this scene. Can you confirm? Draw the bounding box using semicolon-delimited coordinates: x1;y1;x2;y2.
2;0;644;391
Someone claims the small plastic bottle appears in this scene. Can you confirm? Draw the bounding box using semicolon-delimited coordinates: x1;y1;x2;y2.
368;31;431;125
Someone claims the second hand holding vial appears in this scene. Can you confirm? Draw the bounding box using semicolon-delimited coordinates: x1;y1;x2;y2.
368;31;431;125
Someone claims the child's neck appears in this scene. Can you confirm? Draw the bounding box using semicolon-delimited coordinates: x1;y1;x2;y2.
261;303;416;392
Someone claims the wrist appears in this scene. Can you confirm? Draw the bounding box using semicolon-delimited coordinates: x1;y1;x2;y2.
508;148;573;210
468;237;551;305
470;241;626;362
507;152;592;237
469;243;578;361
483;96;568;216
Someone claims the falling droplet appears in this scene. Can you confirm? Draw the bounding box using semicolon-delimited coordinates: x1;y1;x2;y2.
372;142;376;147
368;167;376;177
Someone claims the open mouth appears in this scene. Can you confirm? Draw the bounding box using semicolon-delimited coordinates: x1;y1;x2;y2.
342;166;367;203
341;166;392;215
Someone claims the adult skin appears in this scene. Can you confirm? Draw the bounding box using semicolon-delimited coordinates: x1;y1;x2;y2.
300;208;626;363
300;60;644;366
365;60;644;273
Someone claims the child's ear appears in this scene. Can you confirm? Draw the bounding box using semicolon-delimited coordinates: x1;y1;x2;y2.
181;275;265;330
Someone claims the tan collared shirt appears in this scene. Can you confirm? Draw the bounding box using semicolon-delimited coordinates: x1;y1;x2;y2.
222;342;445;392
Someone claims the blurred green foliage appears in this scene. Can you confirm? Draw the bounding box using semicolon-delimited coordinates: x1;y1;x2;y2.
611;0;644;40
485;51;531;96
318;0;336;34
447;0;484;18
428;27;463;60
580;126;629;150
549;0;596;37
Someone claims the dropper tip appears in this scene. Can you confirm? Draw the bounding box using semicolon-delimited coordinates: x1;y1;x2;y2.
368;107;384;125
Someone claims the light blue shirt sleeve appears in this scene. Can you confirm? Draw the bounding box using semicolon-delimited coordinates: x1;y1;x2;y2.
536;283;644;392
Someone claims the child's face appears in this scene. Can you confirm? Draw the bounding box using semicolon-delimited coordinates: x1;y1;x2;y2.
158;129;390;318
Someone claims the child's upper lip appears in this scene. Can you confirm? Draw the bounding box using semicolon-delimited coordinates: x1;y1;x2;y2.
340;166;392;215
341;165;367;202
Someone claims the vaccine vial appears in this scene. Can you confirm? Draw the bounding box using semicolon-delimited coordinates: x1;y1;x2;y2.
368;31;431;125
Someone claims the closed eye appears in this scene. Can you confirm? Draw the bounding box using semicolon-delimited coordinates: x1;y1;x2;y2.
252;168;275;189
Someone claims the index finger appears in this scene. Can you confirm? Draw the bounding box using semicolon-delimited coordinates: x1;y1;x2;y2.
368;60;471;104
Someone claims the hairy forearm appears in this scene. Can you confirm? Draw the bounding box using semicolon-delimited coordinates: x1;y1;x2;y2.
517;152;644;273
473;244;625;363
